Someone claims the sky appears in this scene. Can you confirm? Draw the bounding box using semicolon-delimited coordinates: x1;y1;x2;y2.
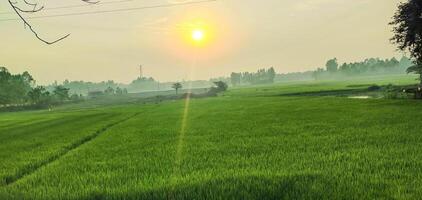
0;0;405;84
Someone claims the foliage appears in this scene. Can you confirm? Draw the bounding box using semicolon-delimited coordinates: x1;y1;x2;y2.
312;57;411;80
53;86;70;101
51;80;122;96
214;81;228;91
0;67;34;105
326;58;338;73
390;0;422;82
128;77;160;92
172;82;183;94
208;81;228;96
0;67;83;110
230;72;241;86
104;87;115;95
115;87;123;95
28;86;52;105
230;67;276;86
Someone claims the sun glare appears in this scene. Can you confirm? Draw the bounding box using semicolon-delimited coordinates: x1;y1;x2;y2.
192;29;205;42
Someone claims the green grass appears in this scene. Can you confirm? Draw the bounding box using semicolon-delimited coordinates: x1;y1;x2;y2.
1;74;422;199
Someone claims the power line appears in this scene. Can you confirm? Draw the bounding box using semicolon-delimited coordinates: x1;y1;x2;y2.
0;0;217;21
0;0;136;15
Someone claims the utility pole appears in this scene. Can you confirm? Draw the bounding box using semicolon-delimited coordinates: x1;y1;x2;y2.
139;65;143;79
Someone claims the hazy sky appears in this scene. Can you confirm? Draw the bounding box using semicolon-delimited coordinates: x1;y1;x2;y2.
0;0;405;84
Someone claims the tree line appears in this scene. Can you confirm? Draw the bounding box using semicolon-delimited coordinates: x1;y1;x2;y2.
0;67;82;108
50;76;216;95
230;67;276;86
312;57;412;80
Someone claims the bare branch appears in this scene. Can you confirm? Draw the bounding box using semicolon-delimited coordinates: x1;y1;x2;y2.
23;0;41;12
8;0;70;45
13;5;44;13
82;0;100;4
8;0;101;44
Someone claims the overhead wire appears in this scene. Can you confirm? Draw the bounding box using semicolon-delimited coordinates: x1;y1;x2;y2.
0;0;217;21
0;0;136;15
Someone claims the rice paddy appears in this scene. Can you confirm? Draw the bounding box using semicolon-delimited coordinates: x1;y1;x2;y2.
1;75;422;199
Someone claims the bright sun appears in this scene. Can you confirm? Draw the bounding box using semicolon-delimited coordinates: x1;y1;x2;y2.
192;29;205;42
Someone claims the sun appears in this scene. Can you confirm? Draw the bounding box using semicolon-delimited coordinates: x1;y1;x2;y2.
192;29;205;42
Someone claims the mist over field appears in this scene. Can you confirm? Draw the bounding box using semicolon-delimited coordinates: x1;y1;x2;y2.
2;0;422;199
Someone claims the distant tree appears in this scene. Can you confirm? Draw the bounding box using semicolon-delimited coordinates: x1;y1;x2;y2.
53;86;70;101
70;93;81;101
208;81;229;96
214;81;228;92
28;86;49;104
267;67;276;83
115;87;123;95
104;86;115;95
390;0;422;83
172;82;183;94
129;76;160;92
326;58;338;73
230;72;241;86
232;68;276;85
400;56;413;68
312;68;325;80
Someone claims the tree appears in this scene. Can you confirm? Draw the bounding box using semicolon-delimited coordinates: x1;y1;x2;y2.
0;67;34;105
104;87;115;95
267;67;276;83
28;86;49;104
230;72;241;86
53;86;70;101
390;0;422;83
115;87;123;95
312;68;325;80
214;81;228;92
172;82;183;94
326;58;338;73
208;81;229;96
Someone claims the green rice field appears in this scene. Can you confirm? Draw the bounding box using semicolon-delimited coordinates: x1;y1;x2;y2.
1;75;422;199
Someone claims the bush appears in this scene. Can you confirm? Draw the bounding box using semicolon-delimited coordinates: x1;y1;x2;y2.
382;84;408;99
367;85;381;91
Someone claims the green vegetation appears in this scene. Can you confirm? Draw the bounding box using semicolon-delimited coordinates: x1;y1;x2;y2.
172;82;183;94
0;67;34;105
390;0;422;84
1;74;422;199
0;67;86;111
50;77;214;95
313;57;412;80
230;67;276;86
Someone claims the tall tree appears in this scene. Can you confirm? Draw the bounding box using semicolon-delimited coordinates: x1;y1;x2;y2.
390;0;422;83
267;67;276;83
0;67;34;104
326;58;339;73
28;86;51;105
